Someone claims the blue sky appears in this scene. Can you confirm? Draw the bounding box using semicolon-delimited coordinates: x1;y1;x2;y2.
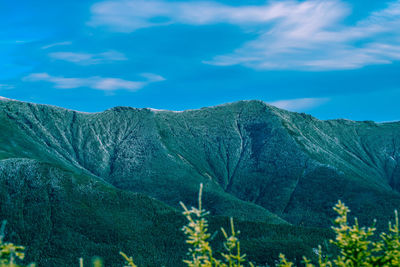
1;0;400;121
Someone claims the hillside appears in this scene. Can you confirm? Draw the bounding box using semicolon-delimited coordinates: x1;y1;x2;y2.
1;97;399;265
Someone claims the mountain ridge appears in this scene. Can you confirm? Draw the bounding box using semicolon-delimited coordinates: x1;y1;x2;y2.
1;97;400;265
3;96;399;124
1;98;400;220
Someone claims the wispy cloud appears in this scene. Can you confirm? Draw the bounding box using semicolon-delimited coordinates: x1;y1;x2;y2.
269;98;329;111
23;72;164;91
0;40;33;45
41;41;72;50
49;50;127;65
140;73;165;82
88;0;400;70
207;0;400;70
0;84;14;90
88;0;303;31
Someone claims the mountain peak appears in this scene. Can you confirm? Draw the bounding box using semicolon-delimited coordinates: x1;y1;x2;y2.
1;96;400;266
0;96;17;102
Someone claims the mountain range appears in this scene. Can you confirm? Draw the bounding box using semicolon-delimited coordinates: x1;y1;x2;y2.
1;97;399;266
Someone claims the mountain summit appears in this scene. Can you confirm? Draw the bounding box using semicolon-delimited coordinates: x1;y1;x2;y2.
1;99;399;265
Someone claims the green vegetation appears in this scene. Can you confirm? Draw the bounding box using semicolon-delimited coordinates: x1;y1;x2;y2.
175;185;400;267
278;201;400;266
1;184;400;266
2;98;400;230
0;159;331;266
179;184;252;267
0;221;33;267
1;99;400;266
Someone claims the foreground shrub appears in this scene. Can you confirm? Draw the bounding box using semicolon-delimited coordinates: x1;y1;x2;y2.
179;184;254;267
0;221;33;267
278;200;400;267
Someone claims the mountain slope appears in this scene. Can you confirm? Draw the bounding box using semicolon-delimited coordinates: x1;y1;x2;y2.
0;157;331;266
0;158;187;266
0;99;286;224
1;98;400;226
1;97;400;265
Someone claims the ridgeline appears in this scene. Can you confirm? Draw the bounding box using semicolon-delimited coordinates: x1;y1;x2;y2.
1;98;399;266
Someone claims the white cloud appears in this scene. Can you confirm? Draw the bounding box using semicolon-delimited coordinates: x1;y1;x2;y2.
88;0;316;31
0;40;32;45
207;0;400;70
88;0;400;70
0;84;14;90
49;50;127;65
269;98;329;111
41;41;72;50
140;73;165;82
23;72;164;91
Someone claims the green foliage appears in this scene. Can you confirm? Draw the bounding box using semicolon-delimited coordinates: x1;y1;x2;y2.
2;185;400;267
0;221;33;267
180;183;215;266
3;99;400;266
179;184;253;267
119;252;137;267
278;200;400;267
121;183;254;267
278;253;293;267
